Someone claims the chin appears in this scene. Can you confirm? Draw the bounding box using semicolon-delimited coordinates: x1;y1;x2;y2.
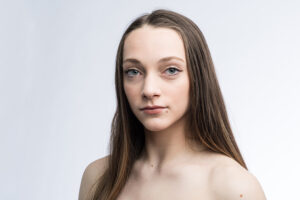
142;120;171;132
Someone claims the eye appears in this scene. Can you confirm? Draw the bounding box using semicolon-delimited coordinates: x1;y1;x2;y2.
124;69;141;77
165;67;181;75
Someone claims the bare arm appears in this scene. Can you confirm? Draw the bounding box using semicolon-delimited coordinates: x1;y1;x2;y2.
211;161;266;200
78;155;109;200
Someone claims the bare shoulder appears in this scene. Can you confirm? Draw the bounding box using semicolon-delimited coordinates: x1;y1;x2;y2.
78;155;110;200
208;154;266;200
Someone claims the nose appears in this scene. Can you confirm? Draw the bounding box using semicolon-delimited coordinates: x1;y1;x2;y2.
142;72;161;100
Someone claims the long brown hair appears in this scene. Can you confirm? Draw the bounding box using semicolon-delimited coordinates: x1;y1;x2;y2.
91;9;247;200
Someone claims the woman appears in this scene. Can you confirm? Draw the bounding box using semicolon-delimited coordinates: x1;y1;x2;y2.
79;9;266;200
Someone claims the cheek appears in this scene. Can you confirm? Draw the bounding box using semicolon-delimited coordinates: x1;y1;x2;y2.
168;78;190;111
124;83;139;103
171;78;189;99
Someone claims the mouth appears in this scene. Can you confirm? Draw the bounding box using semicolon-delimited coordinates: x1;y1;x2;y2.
140;106;166;114
140;105;166;110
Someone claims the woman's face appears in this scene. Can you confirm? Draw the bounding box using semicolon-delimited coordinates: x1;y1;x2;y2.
122;25;190;132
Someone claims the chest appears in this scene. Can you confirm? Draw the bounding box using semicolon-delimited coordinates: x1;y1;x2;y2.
116;168;214;200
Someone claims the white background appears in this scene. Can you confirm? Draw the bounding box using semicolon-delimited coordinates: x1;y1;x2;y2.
1;0;299;199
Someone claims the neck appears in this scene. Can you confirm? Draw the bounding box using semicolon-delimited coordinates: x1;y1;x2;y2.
139;116;206;172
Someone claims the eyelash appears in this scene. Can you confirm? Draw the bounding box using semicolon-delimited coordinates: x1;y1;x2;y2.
124;67;181;78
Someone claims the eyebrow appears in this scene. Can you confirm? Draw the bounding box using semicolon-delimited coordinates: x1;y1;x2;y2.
122;56;185;65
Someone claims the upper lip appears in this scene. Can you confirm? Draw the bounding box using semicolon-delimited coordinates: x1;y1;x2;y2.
140;105;166;110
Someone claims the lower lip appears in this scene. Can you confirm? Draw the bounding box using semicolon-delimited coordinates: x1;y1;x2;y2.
142;108;165;114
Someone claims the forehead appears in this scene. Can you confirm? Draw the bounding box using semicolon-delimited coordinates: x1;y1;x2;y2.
123;25;186;64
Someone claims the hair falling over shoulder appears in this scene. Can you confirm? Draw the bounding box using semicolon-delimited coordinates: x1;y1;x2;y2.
90;9;247;200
